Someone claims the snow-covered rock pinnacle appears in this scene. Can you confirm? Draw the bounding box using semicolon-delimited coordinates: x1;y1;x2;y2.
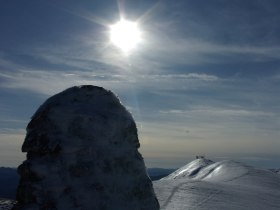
13;85;159;210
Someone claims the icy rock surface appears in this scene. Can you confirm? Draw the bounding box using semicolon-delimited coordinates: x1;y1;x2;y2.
13;85;159;210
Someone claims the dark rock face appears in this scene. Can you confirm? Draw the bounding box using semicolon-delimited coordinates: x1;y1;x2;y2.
14;85;159;210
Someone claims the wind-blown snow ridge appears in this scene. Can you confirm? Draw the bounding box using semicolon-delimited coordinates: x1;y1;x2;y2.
163;158;214;179
163;158;252;182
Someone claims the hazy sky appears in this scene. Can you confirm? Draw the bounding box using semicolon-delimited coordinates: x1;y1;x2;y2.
1;0;280;168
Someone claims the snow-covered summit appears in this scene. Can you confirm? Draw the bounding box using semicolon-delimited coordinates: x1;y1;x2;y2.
154;158;280;210
14;85;159;210
163;157;214;179
163;158;280;185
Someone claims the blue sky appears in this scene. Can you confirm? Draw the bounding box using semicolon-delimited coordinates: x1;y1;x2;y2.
1;0;280;168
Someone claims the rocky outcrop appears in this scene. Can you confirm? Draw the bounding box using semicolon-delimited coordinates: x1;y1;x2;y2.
13;85;159;210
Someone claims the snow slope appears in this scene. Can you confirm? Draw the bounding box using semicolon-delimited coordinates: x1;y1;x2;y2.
163;158;213;180
154;158;280;210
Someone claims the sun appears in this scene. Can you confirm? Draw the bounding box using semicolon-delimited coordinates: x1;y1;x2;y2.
110;19;141;53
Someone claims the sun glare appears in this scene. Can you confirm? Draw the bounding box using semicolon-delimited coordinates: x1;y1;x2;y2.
110;19;141;53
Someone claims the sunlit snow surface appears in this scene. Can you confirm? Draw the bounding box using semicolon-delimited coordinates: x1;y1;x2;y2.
154;159;280;210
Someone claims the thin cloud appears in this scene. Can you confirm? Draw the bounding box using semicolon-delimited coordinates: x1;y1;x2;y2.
159;108;275;117
146;73;219;81
0;128;25;135
0;70;132;93
0;119;28;124
0;69;220;95
146;36;280;65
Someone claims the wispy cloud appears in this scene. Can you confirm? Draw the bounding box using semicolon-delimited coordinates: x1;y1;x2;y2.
0;70;127;95
145;73;218;81
159;108;275;117
145;35;280;65
0;119;27;123
140;0;280;66
0;128;25;135
0;68;220;95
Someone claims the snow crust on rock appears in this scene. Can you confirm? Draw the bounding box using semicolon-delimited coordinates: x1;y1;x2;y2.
14;85;159;210
154;158;280;210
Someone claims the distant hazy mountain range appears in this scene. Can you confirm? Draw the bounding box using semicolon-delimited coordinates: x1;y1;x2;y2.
0;167;19;199
147;168;176;181
0;167;175;199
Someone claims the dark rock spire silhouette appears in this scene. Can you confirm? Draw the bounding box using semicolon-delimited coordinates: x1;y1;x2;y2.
13;85;159;210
